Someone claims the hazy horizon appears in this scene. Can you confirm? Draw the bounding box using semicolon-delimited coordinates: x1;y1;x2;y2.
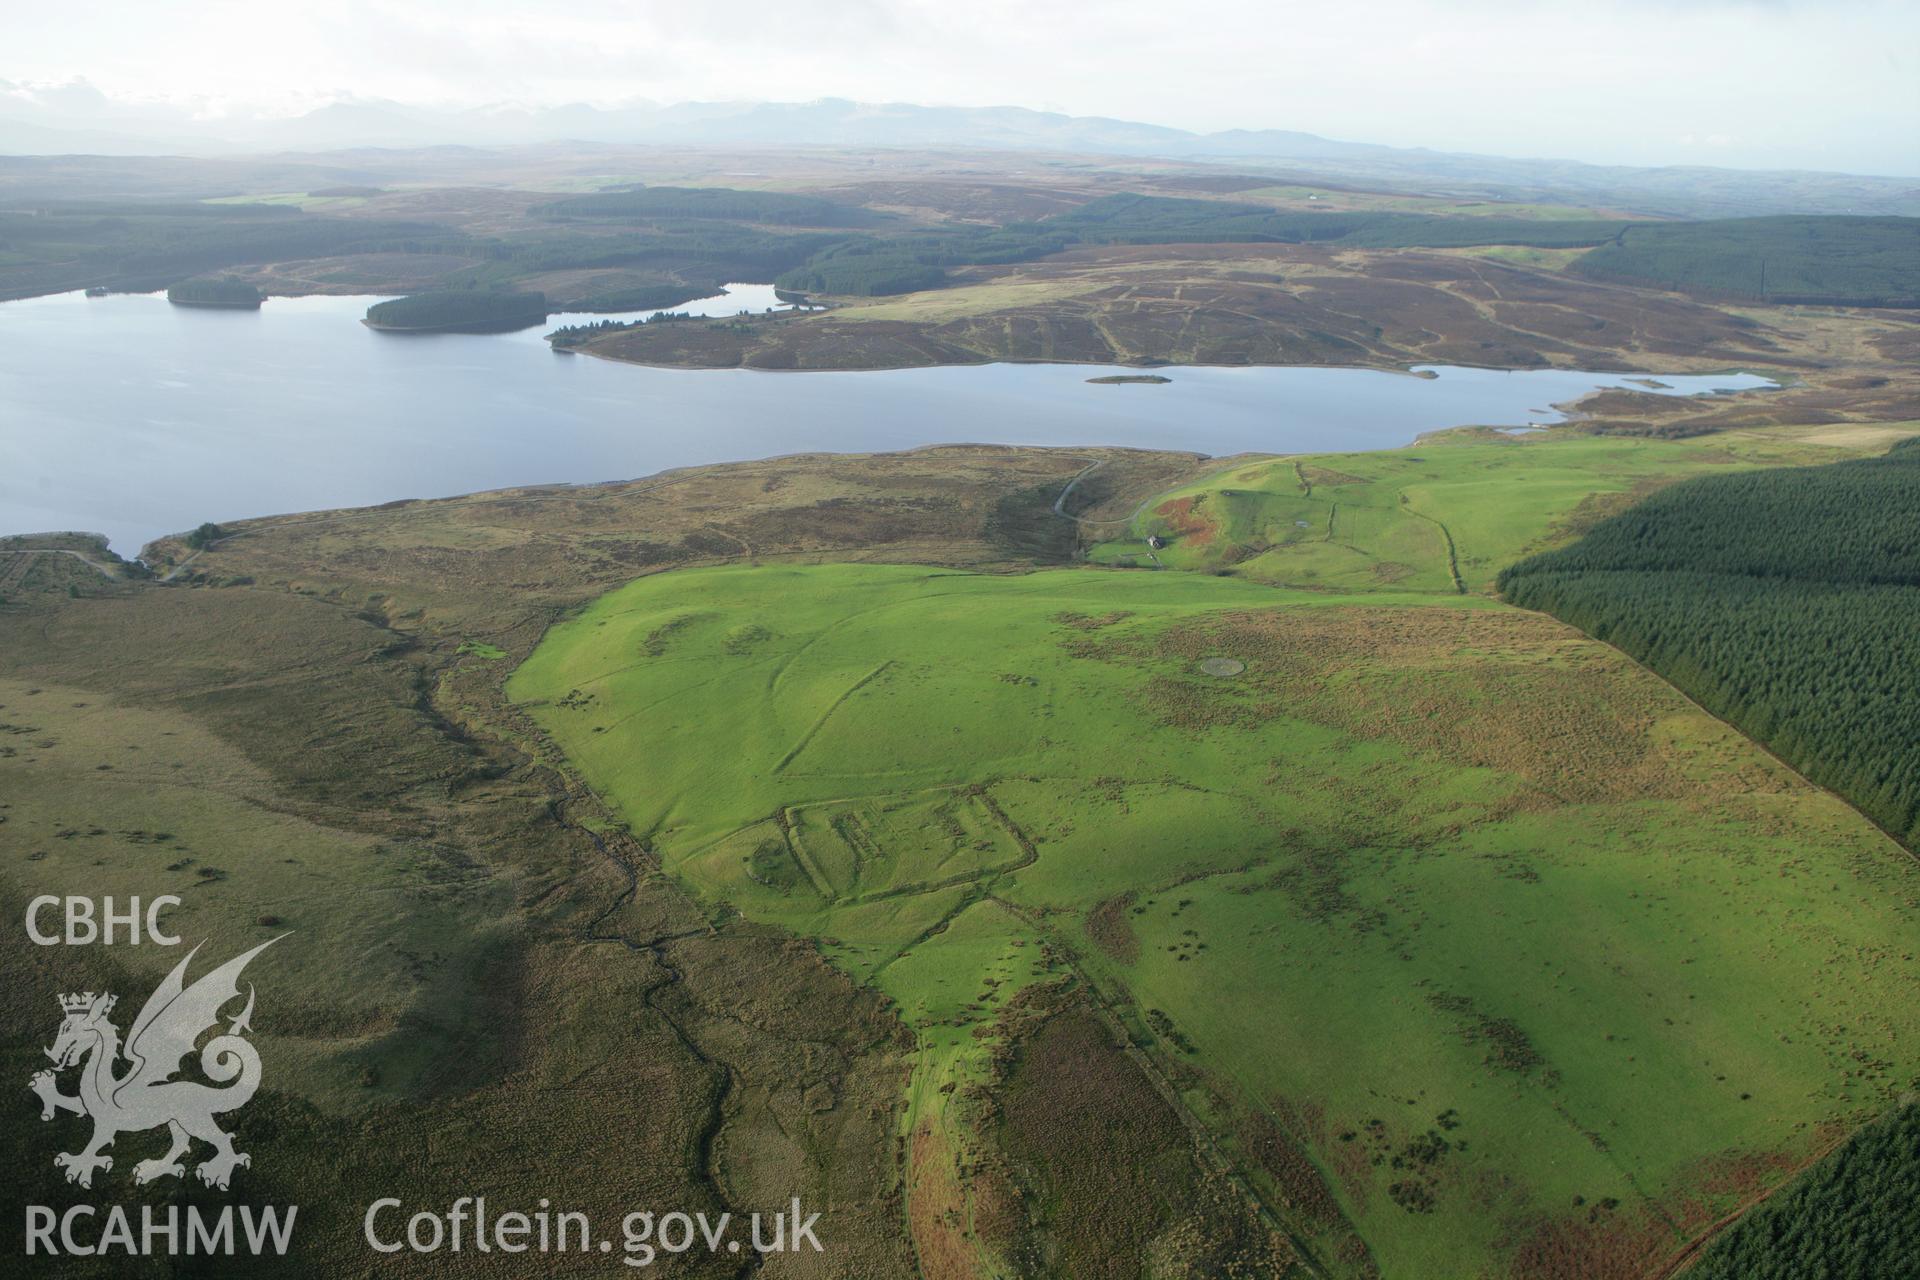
5;0;1918;177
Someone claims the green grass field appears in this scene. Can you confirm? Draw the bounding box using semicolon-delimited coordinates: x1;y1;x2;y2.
1091;426;1918;594
509;559;1920;1277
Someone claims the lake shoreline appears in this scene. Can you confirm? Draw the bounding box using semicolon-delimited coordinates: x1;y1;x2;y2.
0;288;1783;558
564;336;1779;403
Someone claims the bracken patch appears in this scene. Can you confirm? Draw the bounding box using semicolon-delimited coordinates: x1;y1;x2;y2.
1119;605;1695;805
1085;892;1140;964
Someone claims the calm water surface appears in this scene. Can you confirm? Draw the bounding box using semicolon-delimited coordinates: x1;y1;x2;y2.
0;289;1776;555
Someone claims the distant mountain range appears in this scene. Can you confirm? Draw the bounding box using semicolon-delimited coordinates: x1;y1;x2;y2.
0;90;1429;158
3;91;1916;218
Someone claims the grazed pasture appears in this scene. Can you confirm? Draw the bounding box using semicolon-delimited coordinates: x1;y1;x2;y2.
510;561;1920;1278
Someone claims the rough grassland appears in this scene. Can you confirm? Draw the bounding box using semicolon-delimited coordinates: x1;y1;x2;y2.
0;675;517;1111
509;562;1920;1279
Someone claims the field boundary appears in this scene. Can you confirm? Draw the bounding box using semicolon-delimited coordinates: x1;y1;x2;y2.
772;659;895;774
1648;1125;1858;1280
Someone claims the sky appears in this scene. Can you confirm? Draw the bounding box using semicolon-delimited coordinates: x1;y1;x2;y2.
4;0;1918;175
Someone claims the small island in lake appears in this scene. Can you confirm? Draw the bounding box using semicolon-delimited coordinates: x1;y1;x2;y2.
1087;373;1172;385
364;290;550;334
166;277;264;309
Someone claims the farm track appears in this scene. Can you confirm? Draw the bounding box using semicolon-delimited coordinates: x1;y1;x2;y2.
1048;459;1178;566
1050;457;1172;530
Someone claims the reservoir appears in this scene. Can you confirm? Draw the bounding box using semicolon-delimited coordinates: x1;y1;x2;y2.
0;288;1776;555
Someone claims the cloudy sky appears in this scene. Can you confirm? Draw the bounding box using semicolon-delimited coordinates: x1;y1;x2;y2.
5;0;1918;174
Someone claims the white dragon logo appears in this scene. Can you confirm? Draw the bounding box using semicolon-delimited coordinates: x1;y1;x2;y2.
29;938;282;1191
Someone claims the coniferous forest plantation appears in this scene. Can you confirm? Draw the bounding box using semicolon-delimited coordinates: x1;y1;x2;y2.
1691;1101;1920;1279
1501;439;1920;845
